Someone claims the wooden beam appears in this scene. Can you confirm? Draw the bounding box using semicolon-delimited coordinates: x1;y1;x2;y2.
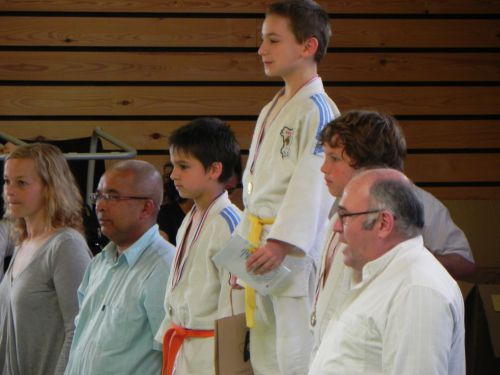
1;86;499;116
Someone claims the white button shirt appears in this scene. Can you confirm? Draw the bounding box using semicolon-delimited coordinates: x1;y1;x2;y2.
309;236;465;375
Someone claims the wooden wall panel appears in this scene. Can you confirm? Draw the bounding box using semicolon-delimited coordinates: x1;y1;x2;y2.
1;86;499;116
1;0;498;14
0;0;499;203
1;17;499;48
1;52;499;82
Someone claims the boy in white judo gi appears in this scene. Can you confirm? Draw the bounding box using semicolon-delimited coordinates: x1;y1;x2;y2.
155;118;243;375
235;1;340;374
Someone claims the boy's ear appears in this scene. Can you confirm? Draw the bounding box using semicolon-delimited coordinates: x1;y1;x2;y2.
208;161;223;181
302;37;319;58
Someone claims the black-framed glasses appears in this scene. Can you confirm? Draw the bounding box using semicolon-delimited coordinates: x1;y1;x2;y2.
337;208;382;225
89;192;151;204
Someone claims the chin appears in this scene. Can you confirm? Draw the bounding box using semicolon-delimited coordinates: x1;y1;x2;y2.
263;68;278;77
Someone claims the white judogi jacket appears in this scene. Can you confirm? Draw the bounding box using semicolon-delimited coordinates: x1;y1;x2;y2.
239;77;339;264
238;77;339;375
155;192;242;375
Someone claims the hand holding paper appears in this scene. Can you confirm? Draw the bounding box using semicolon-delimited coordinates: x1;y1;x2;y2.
212;234;293;296
245;239;291;275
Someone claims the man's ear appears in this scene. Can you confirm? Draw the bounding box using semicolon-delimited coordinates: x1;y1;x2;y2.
377;210;396;239
140;198;156;219
208;161;223;181
302;37;319;58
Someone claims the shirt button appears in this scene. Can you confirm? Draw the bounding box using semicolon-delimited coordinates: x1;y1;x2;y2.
168;305;173;315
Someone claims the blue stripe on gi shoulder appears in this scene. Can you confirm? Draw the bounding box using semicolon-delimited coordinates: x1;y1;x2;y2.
311;93;335;155
220;206;241;233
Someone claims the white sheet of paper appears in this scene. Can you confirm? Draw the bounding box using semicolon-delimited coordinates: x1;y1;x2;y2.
212;234;293;296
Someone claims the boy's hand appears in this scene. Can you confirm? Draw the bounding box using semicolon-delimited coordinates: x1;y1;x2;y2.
229;274;244;289
246;239;293;275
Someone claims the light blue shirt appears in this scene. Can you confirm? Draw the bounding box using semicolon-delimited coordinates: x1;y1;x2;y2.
65;224;175;375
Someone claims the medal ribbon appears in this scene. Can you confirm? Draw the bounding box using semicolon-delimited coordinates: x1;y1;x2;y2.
171;197;220;289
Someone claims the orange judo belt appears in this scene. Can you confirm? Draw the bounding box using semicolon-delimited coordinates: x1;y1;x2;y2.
162;323;214;375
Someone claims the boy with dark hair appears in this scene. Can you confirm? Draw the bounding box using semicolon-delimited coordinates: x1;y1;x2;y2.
155;117;243;375
236;1;340;374
311;109;474;357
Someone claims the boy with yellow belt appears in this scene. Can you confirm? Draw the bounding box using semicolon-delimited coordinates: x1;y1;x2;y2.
236;1;339;374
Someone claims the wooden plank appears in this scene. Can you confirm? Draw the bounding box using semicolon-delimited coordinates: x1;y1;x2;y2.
2;120;500;149
0;0;498;14
400;120;500;149
1;51;499;82
0;17;258;48
0;120;256;149
423;186;500;200
1;17;499;48
405;153;500;182
1;86;499;116
334;19;500;48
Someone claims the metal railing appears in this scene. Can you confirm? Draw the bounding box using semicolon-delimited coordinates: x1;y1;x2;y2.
0;127;137;206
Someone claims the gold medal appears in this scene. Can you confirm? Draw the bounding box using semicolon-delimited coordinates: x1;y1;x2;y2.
247;181;253;195
310;311;316;327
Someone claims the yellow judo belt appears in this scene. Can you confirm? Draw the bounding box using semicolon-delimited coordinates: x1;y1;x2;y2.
245;213;275;328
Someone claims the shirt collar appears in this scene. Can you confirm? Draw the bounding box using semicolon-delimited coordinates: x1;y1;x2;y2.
353;235;424;289
102;224;159;268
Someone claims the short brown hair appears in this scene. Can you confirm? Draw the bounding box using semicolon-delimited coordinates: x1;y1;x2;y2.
319;110;407;171
268;0;331;63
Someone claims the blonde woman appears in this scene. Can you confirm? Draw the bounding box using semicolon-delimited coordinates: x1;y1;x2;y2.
0;143;91;375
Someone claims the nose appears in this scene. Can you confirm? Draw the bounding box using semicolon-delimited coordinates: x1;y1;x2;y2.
320;157;328;175
4;183;14;197
95;197;106;212
258;41;266;56
170;166;179;181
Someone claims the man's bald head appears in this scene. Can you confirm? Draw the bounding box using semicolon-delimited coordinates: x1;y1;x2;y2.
347;168;424;238
109;160;163;215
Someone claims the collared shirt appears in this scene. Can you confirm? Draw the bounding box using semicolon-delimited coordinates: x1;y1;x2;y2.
311;185;473;357
309;236;465;375
65;224;175;375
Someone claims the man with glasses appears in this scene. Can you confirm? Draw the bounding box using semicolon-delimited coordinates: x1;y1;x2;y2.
310;110;473;358
309;169;465;374
65;160;175;375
